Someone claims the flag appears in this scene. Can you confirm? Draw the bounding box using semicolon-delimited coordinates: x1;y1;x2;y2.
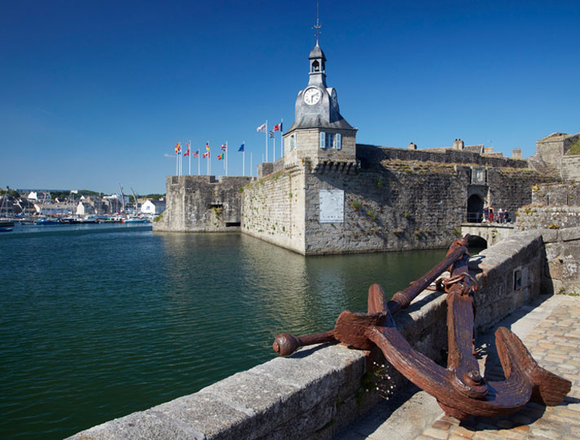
256;123;266;132
192;150;199;158
220;144;227;151
217;153;224;160
183;142;190;157
206;142;210;151
175;142;181;154
202;152;210;159
238;143;245;152
269;130;275;138
273;123;282;131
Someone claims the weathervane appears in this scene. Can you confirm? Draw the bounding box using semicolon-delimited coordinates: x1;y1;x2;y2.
313;0;322;44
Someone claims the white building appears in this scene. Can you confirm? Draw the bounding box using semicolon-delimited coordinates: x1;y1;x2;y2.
141;200;166;216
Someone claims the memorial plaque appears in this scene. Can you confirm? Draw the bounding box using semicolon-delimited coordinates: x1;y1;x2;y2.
319;190;344;223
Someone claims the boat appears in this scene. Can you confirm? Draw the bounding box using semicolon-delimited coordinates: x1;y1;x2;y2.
59;216;81;224
35;218;60;225
79;215;98;223
122;216;150;224
0;219;14;232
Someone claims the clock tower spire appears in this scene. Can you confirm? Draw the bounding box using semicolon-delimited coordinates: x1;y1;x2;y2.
283;15;357;167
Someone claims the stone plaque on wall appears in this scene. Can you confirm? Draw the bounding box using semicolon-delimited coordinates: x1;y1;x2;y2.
319;190;344;223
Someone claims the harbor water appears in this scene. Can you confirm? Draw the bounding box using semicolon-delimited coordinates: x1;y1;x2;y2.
0;223;447;439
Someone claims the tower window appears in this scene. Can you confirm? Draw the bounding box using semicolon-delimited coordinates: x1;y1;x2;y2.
320;132;342;150
312;60;320;72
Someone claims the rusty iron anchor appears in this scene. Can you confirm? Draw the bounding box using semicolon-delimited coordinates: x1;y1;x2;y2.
272;236;571;419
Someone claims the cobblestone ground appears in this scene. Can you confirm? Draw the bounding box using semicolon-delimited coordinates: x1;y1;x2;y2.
418;296;580;440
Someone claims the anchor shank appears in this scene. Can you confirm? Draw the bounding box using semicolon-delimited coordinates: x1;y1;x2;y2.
388;240;468;315
447;286;487;398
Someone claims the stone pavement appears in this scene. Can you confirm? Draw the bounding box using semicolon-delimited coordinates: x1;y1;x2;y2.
337;294;580;440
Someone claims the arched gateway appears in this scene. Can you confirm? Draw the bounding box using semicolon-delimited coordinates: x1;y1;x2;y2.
467;194;484;223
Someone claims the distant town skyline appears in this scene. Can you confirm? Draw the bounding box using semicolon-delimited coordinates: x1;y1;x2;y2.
2;0;579;195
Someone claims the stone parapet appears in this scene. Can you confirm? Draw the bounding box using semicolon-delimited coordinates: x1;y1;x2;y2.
357;144;528;170
516;206;580;231
67;231;549;439
531;181;580;206
153;175;253;233
542;226;580;294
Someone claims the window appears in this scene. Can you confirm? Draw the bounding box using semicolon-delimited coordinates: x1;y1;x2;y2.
513;269;522;291
320;132;342;150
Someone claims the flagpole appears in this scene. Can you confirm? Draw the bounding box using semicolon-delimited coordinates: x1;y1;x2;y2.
280;119;284;158
176;150;178;176
189;140;192;175
242;141;246;177
265;120;268;162
273;133;276;162
251;153;253;177
226;141;228;176
198;151;200;176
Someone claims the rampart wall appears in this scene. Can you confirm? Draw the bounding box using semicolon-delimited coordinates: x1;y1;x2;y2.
562;155;580;182
68;230;570;440
242;145;549;255
153;175;253;233
543;227;580;294
356;144;528;169
242;166;306;253
531;182;580;207
516;183;580;231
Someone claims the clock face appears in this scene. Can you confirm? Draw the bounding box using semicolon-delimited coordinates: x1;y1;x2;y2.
304;88;322;105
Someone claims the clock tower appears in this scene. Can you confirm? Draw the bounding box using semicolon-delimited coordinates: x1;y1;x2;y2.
283;39;357;169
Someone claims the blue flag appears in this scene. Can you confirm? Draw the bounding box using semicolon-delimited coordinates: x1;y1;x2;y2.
238;143;245;152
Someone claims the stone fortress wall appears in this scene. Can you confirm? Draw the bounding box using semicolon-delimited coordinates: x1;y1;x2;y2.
516;182;580;232
535;132;580;182
239;143;553;255
154;175;253;233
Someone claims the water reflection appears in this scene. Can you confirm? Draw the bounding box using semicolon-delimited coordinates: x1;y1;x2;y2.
1;226;449;440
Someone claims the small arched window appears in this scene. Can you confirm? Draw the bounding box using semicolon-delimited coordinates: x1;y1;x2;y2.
312;60;320;72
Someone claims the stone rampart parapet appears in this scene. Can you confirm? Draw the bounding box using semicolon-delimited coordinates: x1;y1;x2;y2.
153;175;253;233
357;144;528;169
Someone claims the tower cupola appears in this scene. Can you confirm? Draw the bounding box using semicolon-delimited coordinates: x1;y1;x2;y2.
308;44;327;87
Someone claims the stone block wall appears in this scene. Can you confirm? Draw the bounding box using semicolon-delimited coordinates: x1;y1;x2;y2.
531;182;580;207
515;206;580;231
543;227;580;294
487;168;555;220
357;144;528;170
153;175;253;233
242;148;546;255
562;156;580;182
242;167;306;253
535;132;580;180
302;162;466;254
67;231;549;440
470;232;546;331
515;183;580;231
284;128;357;169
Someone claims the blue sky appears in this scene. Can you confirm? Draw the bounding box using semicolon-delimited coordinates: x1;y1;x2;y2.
1;0;578;195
